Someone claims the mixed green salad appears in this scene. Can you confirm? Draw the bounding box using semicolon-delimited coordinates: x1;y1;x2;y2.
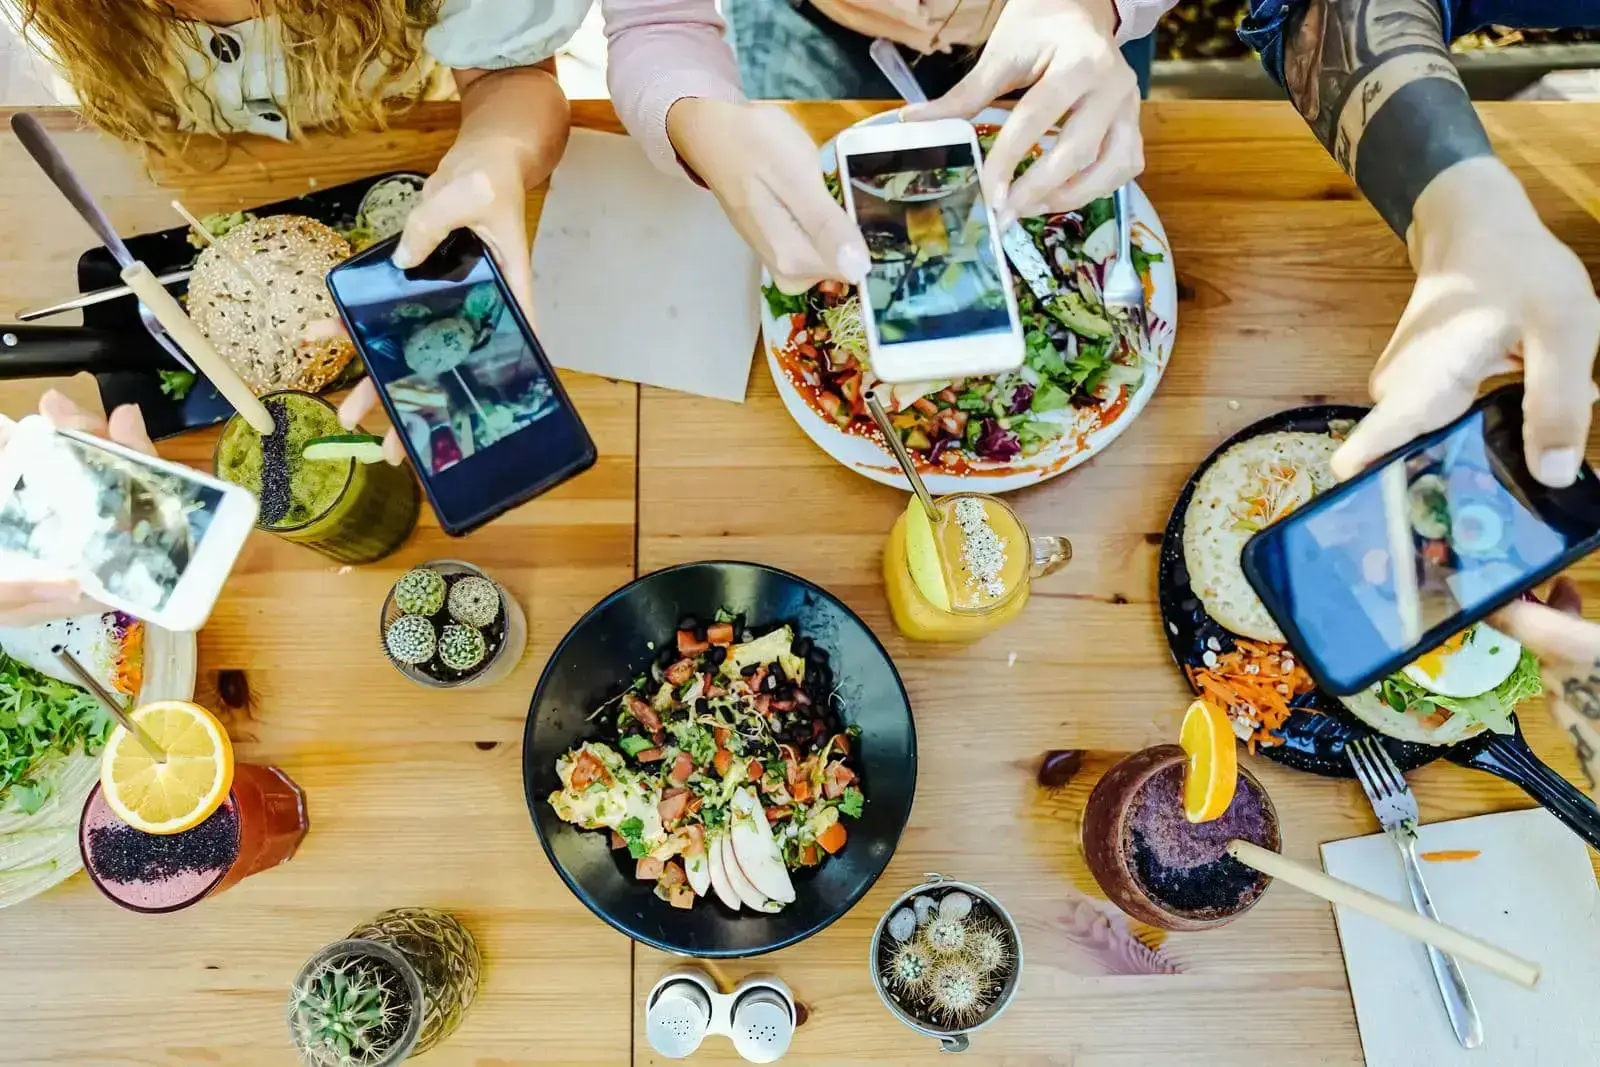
0;650;109;816
763;124;1165;468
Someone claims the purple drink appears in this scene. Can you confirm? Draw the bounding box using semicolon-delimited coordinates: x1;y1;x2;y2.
1124;764;1272;920
81;788;238;912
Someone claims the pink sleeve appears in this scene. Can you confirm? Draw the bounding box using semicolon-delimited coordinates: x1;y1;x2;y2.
1113;0;1177;45
601;0;746;177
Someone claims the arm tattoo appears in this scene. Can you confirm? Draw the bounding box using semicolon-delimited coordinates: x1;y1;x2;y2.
1281;0;1494;235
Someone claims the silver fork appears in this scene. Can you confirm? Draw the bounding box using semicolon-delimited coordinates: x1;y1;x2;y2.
1102;184;1145;351
1347;737;1483;1049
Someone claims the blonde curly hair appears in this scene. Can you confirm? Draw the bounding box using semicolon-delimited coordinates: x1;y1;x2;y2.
7;0;442;158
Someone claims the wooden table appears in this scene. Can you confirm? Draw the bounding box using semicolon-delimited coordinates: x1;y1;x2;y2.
1;100;1598;1066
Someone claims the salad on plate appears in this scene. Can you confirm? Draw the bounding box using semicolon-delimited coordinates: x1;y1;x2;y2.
548;613;863;913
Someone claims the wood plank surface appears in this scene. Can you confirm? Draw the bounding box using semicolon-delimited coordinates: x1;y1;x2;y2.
0;103;638;1066
633;101;1600;1066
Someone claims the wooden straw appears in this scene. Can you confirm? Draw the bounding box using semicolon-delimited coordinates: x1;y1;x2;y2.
118;260;273;434
1227;840;1541;989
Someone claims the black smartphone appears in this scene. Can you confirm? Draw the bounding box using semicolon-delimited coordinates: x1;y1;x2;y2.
1242;384;1600;695
326;230;595;537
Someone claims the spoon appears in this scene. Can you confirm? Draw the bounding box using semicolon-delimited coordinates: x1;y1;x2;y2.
54;648;167;764
866;392;941;523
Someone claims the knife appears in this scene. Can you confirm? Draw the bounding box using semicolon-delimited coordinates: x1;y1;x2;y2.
17;268;194;322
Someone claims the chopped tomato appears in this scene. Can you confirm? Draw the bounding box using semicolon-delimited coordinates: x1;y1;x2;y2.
819;390;850;427
685;795;703;817
570;750;608;790
669;752;695;785
635;747;666;763
785;758;805;786
791;780;812;803
609;830;627;851
747;760;764;780
659;792;690;825
765;806;793;822
659;860;687;888
713;749;734;776
665;658;696;686
667;884;697;910
754;694;772;717
829;734;851;756
745;666;767;694
635;856;664;881
798;844;820;867
816;820;848;854
824;761;857;799
938;387;959;405
683;824;706;858
707;622;735;646
677;629;711;656
796;342;819;361
770;699;795;713
706;684;727;698
912;397;940;417
714;726;732;749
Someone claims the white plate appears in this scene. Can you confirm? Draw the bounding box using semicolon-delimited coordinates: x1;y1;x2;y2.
0;618;196;907
761;106;1178;495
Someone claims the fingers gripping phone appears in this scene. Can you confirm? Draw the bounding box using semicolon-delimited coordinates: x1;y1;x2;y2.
0;418;257;631
835;118;1024;384
326;231;596;537
1242;385;1600;694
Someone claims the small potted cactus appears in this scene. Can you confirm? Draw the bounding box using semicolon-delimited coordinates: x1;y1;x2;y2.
380;560;527;688
290;908;481;1066
869;876;1023;1053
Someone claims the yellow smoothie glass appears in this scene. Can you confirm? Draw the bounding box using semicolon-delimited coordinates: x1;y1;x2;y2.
883;492;1071;642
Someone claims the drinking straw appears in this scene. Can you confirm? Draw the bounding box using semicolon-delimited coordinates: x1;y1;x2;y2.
866;392;942;523
55;649;167;765
1227;839;1540;989
170;200;267;294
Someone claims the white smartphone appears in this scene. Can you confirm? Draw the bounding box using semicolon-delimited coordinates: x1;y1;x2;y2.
0;415;257;632
835;117;1024;384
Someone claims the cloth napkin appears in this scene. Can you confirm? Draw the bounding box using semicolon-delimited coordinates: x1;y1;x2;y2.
1320;807;1600;1066
530;129;760;402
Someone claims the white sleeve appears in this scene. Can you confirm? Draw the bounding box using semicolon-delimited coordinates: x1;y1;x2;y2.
424;0;592;71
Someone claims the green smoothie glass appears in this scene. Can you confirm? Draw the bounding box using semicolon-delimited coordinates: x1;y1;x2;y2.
214;390;419;564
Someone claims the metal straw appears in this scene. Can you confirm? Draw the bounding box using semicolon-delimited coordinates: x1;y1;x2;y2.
55;648;167;764
866;392;941;523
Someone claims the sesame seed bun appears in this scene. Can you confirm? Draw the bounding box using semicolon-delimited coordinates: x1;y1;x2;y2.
187;215;355;393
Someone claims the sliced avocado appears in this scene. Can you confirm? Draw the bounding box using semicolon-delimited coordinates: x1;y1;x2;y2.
1046;292;1113;340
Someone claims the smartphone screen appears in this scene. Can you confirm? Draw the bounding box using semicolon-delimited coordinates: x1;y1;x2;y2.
327;231;595;534
0;429;229;616
1244;388;1600;693
844;142;1010;347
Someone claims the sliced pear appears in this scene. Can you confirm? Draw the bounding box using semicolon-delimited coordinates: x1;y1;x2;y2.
719;832;772;911
902;497;951;611
706;832;741;911
684;848;711;897
729;787;797;904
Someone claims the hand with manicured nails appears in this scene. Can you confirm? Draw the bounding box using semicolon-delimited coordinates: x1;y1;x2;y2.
667;98;871;294
901;0;1142;228
1332;158;1600;489
0;391;156;627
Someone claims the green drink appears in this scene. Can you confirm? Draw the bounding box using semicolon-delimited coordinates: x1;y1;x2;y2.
214;390;419;564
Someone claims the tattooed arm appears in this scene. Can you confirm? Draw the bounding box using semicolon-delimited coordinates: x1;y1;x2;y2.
1243;0;1600;493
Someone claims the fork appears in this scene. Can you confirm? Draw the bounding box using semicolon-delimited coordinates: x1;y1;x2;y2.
1102;184;1145;351
1347;737;1483;1049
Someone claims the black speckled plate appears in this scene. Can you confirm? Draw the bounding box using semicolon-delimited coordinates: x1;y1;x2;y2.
1157;404;1440;777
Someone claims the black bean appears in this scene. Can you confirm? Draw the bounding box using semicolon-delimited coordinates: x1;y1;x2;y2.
806;647;829;666
695;697;710;716
693;624;708;642
708;645;727;666
761;673;779;694
740;663;759;678
657;646;676;667
678;615;699;631
791;635;814;657
777;685;797;703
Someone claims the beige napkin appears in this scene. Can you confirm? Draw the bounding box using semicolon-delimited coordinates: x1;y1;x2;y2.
530;129;760;402
1320;808;1600;1066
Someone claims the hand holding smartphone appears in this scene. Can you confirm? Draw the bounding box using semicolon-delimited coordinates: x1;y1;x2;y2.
325;230;595;537
1243;385;1600;695
835;118;1024;384
0;416;257;631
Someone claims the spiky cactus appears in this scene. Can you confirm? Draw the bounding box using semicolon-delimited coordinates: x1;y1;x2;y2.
886;940;933;993
963;924;1012;975
923;914;968;957
289;955;410;1067
927;962;989;1027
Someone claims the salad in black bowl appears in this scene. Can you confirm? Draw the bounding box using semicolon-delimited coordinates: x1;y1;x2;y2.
524;561;917;957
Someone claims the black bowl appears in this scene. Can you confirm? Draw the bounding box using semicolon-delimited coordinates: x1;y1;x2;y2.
523;561;918;957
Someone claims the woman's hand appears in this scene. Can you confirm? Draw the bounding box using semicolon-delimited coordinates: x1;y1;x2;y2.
1332;158;1600;487
1492;578;1600;794
667;98;870;293
0;391;156;627
900;0;1141;227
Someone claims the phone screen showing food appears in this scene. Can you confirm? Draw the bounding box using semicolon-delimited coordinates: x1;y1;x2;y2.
0;431;223;614
1249;393;1600;691
845;143;1010;345
328;231;594;532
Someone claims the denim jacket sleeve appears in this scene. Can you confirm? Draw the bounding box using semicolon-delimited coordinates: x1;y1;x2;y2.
1238;0;1457;85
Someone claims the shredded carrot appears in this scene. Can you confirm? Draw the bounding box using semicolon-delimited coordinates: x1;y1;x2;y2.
1185;639;1315;749
1420;849;1481;863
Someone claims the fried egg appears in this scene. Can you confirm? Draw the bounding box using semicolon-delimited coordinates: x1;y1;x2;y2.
1401;623;1521;699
